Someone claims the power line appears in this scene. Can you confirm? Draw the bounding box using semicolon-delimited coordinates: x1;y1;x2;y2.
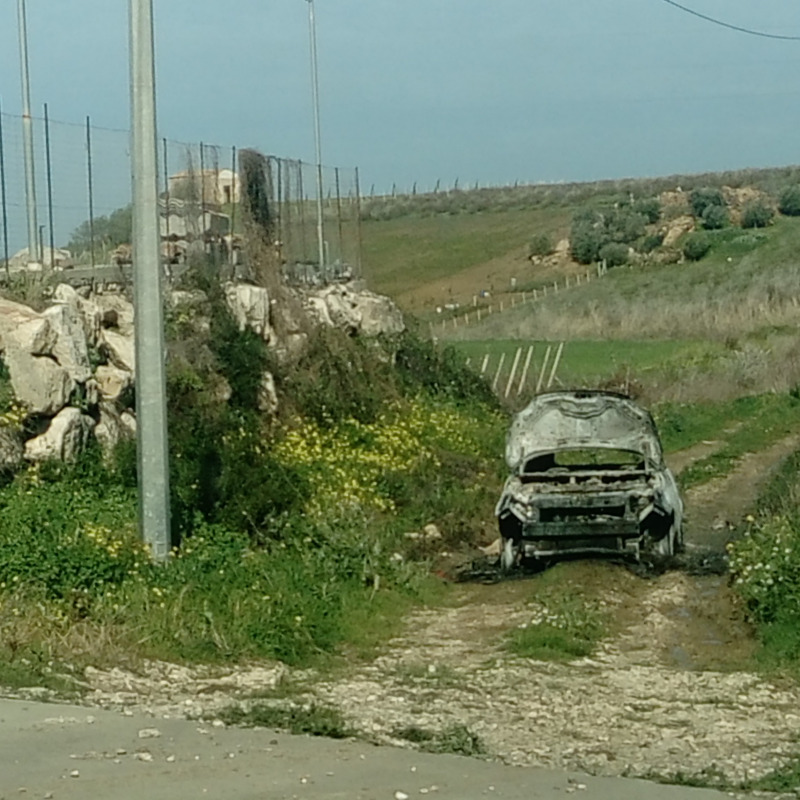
658;0;800;41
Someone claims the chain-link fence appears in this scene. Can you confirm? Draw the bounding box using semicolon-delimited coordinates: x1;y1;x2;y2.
0;108;361;284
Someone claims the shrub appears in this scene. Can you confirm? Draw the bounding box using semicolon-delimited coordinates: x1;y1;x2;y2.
605;209;647;244
690;187;725;218
682;232;711;261
569;217;605;264
779;185;800;216
637;233;664;253
741;200;774;229
632;197;661;224
527;233;554;258
598;242;629;267
701;204;729;230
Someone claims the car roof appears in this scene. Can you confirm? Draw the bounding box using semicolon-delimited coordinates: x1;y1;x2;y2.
505;390;663;470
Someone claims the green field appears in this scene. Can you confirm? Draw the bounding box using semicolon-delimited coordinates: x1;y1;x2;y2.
450;338;724;390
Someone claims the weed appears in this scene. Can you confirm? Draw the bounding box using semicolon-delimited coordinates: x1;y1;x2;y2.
216;703;355;739
392;724;486;757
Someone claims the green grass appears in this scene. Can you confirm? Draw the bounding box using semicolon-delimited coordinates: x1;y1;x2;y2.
391;724;487;757
216;703;355;738
504;564;608;662
668;393;800;488
361;207;570;299
450;338;724;388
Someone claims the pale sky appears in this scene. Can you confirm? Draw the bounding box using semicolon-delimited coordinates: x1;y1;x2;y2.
1;1;799;246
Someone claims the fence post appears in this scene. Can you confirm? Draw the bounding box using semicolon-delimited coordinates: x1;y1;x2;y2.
547;342;565;388
44;104;55;269
492;353;506;392
480;353;490;376
85;116;96;279
0;103;7;274
505;347;522;398
517;345;534;396
536;345;552;393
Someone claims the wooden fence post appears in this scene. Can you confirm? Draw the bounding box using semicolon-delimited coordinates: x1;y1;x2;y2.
536;346;552;393
504;347;522;398
517;345;534;396
547;342;564;388
492;353;506;392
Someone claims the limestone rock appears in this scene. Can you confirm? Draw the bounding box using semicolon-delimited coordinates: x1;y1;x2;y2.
170;289;208;308
3;348;74;416
95;364;133;402
224;283;272;342
94;402;134;459
661;215;695;248
257;372;279;415
25;407;95;462
54;284;102;348
93;293;135;335
102;330;135;374
309;285;405;337
0;427;24;470
120;410;137;436
43;301;92;384
0;298;56;356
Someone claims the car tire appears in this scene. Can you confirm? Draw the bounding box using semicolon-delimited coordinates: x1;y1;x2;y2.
500;537;519;572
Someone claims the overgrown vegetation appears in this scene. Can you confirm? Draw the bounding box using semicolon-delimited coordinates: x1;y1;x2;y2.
729;444;800;672
504;565;608;661
0;283;506;678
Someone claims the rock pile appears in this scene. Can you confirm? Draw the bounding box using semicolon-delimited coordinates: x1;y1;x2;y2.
0;280;405;466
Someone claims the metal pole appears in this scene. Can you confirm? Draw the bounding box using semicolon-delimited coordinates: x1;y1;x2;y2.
162;137;170;243
306;0;325;273
230;146;237;267
17;0;39;263
354;166;363;278
86;117;96;274
199;141;206;253
44;104;55;269
298;161;308;261
335;166;344;268
130;0;171;562
0;103;9;276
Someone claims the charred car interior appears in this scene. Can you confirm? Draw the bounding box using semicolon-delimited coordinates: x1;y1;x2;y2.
495;391;683;569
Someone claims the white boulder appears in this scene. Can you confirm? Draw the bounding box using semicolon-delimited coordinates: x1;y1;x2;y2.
309;285;405;337
3;348;74;416
43;301;92;384
257;372;279;415
224;283;273;342
94;402;135;459
0;297;56;356
102;330;135;374
95;364;133;402
24;407;95;462
92;293;135;335
54;284;102;347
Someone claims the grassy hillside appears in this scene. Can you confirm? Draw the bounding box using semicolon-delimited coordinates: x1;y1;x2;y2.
361;207;572;312
443;216;800;343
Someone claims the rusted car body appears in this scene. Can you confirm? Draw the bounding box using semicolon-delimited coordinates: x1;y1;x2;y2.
495;391;683;569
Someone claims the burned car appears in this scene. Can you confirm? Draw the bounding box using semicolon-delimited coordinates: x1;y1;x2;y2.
495;391;683;569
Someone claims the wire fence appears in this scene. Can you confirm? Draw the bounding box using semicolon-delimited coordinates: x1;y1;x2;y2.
0;107;362;284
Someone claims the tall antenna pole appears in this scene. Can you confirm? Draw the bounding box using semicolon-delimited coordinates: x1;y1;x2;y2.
17;0;39;264
306;0;325;275
130;0;171;562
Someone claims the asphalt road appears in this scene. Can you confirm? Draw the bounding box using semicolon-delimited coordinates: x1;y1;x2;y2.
0;698;738;800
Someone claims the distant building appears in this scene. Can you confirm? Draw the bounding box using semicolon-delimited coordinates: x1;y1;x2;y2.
167;168;240;206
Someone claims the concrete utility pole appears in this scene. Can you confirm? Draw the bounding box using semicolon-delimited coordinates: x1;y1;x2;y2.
129;0;171;562
306;0;325;274
17;0;39;263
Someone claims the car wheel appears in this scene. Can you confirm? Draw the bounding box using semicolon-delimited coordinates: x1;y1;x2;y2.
500;537;519;572
652;528;675;557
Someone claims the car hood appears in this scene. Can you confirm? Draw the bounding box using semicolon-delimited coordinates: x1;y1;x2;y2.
505;391;663;471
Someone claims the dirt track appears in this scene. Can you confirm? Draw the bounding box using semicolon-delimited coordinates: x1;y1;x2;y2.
6;434;800;797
